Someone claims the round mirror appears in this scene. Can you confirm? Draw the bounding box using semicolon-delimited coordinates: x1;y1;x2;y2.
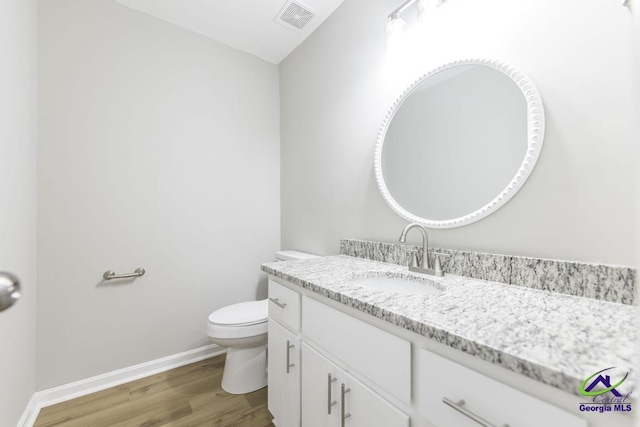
374;59;545;228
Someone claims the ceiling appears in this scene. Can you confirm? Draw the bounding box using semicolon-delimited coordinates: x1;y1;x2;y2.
115;0;344;64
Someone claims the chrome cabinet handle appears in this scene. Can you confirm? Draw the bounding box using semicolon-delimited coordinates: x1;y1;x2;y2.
103;267;145;280
0;272;21;312
442;397;509;427
341;383;351;426
269;297;287;309
286;340;295;374
327;373;337;414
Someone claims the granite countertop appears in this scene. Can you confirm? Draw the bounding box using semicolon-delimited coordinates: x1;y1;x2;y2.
261;255;639;397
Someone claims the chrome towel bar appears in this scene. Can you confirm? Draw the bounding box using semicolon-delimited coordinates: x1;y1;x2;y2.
103;267;146;281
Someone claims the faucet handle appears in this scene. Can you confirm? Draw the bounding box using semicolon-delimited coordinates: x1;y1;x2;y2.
432;252;451;263
432;252;451;275
402;247;419;268
432;251;451;258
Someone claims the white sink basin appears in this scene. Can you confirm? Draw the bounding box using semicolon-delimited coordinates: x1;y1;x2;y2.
348;275;442;296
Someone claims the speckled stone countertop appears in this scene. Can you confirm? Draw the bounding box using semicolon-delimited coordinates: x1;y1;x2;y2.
261;255;639;397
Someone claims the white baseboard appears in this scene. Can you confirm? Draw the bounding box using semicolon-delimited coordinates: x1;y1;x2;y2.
17;394;40;427
18;344;226;427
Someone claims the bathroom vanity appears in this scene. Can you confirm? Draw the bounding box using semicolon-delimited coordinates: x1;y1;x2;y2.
263;255;637;427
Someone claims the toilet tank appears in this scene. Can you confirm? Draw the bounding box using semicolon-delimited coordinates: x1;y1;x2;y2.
275;250;319;261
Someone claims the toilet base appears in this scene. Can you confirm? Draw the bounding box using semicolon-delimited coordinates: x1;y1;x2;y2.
221;344;267;394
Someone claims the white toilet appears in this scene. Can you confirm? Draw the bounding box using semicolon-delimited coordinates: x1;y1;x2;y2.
207;250;318;394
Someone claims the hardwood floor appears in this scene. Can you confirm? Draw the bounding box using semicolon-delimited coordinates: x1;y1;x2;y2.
34;354;275;427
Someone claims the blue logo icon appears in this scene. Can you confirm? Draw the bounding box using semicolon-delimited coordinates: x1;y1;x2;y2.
580;367;628;397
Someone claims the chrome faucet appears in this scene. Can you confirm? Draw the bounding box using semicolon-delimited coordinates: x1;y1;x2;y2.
399;223;431;269
399;223;449;277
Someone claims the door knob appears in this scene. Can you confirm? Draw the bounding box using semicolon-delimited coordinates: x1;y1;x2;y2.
0;272;21;312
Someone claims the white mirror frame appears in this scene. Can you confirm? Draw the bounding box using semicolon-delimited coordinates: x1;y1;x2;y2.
374;58;545;228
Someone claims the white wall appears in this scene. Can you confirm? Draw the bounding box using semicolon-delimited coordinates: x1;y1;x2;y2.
0;0;38;424
280;0;638;266
38;0;280;389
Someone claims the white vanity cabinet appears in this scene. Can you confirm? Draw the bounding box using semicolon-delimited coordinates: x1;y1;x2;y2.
267;276;621;427
302;343;410;427
268;280;302;427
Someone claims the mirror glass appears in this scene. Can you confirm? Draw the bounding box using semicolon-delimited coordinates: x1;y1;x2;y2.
375;60;544;228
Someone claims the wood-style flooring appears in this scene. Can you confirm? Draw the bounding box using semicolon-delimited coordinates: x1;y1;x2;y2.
34;354;275;427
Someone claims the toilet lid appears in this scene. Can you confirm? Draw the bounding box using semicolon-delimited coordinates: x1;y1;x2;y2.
208;300;268;326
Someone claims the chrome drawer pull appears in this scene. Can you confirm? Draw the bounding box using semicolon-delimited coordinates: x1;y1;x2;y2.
341;383;351;426
103;267;145;281
327;373;337;414
442;397;509;427
269;297;287;309
286;341;295;373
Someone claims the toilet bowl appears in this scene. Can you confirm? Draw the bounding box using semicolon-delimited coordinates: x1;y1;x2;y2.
207;250;318;394
207;300;268;394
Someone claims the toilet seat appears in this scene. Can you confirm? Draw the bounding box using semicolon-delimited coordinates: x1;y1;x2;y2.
207;300;268;339
208;300;267;326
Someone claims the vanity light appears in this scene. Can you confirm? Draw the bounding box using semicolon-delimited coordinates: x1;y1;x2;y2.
417;0;447;22
386;0;447;51
386;12;407;34
385;12;407;53
417;0;427;22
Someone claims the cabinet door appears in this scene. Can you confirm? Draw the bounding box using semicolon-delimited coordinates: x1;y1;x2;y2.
302;344;409;427
301;343;341;427
268;320;300;427
341;371;410;427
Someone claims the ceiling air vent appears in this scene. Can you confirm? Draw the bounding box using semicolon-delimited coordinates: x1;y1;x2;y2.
274;1;316;32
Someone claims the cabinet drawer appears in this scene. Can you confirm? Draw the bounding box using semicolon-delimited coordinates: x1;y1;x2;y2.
419;349;586;427
302;296;411;404
268;279;301;332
